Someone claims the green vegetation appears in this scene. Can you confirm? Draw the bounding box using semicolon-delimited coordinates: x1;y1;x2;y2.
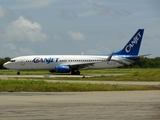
122;57;160;68
0;79;159;92
0;69;160;92
0;69;130;75
1;69;160;81
0;57;10;69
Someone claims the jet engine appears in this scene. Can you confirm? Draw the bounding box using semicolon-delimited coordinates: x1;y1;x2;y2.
55;65;70;73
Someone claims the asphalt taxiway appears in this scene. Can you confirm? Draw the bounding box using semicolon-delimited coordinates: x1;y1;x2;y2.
0;91;159;120
45;80;160;85
0;74;124;78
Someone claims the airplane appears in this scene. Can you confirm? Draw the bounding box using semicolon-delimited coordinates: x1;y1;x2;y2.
3;29;149;75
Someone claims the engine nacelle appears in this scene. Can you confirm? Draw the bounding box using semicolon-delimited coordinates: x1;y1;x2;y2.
55;65;70;73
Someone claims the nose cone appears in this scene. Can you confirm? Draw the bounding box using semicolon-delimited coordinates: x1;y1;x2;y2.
3;62;9;69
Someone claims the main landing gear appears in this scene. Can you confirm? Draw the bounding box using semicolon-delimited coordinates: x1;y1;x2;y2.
71;70;80;75
17;71;20;75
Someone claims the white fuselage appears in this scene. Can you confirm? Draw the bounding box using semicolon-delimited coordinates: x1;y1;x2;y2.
3;55;132;71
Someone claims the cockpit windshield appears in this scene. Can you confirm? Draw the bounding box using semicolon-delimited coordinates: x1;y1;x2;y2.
10;60;16;62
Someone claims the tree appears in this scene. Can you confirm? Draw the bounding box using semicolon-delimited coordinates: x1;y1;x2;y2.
0;57;10;69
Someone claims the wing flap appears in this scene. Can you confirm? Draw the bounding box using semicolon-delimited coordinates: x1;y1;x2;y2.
69;62;96;69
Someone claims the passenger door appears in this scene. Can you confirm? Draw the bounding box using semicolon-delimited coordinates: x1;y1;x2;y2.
21;58;25;66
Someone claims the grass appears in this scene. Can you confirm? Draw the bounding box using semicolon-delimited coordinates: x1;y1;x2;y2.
0;69;144;75
0;69;160;92
0;80;159;92
3;68;158;82
1;69;160;82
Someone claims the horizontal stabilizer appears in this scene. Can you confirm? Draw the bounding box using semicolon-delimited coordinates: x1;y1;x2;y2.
126;54;151;62
135;54;151;58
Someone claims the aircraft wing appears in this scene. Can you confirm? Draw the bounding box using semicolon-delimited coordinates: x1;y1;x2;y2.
67;52;114;69
69;62;95;69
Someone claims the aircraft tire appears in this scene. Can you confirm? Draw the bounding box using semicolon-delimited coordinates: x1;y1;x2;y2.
71;70;80;75
76;70;80;75
17;71;20;75
71;70;75;75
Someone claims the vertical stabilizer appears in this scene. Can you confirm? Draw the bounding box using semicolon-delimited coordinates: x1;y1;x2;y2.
114;29;144;55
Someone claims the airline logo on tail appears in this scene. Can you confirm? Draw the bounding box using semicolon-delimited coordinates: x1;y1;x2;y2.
125;32;142;53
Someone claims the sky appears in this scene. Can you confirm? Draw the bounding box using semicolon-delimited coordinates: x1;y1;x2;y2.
0;0;159;58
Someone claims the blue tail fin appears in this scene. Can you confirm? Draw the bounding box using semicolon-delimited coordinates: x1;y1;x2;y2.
114;29;144;55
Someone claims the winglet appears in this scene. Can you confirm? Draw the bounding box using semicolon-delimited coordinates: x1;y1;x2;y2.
106;52;114;61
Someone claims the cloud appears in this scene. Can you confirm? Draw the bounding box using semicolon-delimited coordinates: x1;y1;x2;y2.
85;45;111;54
68;30;85;41
19;47;35;55
2;43;35;57
0;5;15;21
89;3;121;16
88;3;131;17
53;33;62;40
0;5;8;18
58;10;78;19
4;16;47;42
12;0;54;9
4;43;17;51
78;11;98;17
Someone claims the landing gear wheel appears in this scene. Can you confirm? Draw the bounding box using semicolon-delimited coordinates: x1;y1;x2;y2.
17;71;20;75
76;70;80;75
71;70;80;75
71;70;75;75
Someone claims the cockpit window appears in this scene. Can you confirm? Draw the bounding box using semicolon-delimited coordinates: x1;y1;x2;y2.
10;60;16;62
